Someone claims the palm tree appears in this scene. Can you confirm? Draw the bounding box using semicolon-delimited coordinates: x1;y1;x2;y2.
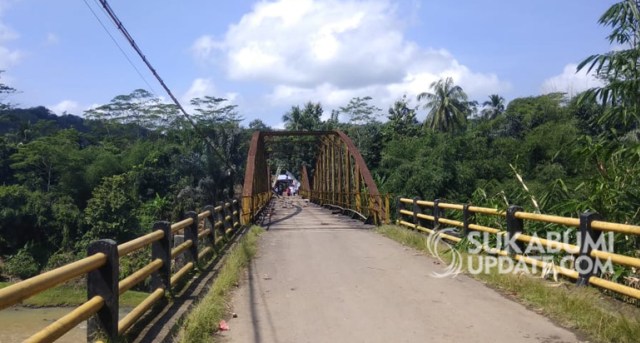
417;77;470;132
282;106;303;130
481;94;505;120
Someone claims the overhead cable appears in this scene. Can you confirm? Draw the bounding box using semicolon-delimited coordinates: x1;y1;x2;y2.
96;0;235;170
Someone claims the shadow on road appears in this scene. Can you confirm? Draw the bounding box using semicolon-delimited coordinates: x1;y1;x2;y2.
267;204;302;227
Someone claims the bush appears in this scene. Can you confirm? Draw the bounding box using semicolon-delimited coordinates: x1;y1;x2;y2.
5;248;39;280
44;251;77;271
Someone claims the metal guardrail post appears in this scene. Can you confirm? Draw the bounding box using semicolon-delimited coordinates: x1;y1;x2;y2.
576;211;603;286
462;204;473;237
433;199;443;230
87;239;119;341
506;205;525;254
151;221;171;292
185;211;199;267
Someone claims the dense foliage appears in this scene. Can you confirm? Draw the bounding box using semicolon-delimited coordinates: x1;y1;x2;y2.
0;88;252;280
0;1;638;284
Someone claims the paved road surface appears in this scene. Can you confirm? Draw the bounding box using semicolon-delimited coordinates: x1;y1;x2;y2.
222;197;580;343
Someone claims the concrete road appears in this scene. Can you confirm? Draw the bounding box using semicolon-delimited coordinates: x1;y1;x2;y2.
222;198;580;343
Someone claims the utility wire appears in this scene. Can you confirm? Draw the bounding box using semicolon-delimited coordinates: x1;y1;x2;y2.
82;0;158;95
95;0;235;171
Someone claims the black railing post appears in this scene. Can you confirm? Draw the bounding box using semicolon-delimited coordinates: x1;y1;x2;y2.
395;196;402;224
433;199;443;230
151;221;171;292
203;205;216;253
87;239;119;342
223;201;233;235
217;201;227;239
412;197;420;229
185;211;199;266
576;211;603;286
505;205;525;254
462;204;473;237
233;199;241;229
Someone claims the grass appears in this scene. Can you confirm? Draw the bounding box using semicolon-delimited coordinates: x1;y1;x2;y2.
0;281;149;308
376;224;640;343
178;225;263;343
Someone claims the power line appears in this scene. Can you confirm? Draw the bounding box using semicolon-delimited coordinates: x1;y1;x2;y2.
82;0;157;95
94;0;235;171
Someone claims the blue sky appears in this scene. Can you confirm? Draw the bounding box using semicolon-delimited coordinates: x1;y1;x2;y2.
0;0;616;126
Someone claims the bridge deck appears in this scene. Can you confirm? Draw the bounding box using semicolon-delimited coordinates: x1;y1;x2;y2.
223;197;579;343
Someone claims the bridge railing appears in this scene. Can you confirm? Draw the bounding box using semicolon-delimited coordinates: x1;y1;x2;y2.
241;191;272;224
0;198;243;342
396;197;640;300
308;190;391;225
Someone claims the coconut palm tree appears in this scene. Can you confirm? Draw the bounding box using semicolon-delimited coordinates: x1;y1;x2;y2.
282;106;304;130
481;94;505;120
417;77;470;132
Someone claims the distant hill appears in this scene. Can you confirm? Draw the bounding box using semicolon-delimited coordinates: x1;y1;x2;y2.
0;106;89;134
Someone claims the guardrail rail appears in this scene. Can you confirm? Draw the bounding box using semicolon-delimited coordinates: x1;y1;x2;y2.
396;197;640;300
0;198;244;343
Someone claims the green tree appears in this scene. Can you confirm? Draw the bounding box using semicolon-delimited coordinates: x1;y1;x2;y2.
577;0;640;132
83;174;140;244
339;96;381;124
282;106;304;130
248;119;270;131
85;89;176;132
384;95;419;139
0;70;17;110
481;94;506;120
417;77;470;132
282;102;323;131
190;96;241;124
10;129;82;193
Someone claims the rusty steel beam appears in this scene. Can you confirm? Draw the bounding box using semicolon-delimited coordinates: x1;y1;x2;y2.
300;165;311;199
242;131;271;223
261;130;337;137
334;130;384;223
241;130;386;224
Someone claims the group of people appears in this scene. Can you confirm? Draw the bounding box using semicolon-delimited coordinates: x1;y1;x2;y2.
273;184;297;197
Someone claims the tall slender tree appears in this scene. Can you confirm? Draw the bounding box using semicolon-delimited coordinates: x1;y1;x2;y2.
282;106;304;130
417;77;470;132
481;94;506;120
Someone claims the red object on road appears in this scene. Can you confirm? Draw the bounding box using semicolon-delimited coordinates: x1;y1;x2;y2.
219;320;229;331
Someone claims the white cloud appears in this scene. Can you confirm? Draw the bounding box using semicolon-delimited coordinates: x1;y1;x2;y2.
193;0;510;114
0;4;21;69
183;78;218;101
50;100;81;115
183;78;238;102
541;63;603;97
182;78;240;114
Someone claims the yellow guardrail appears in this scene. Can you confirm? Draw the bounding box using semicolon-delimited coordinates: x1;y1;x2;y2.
396;197;640;300
305;191;392;225
0;198;244;342
241;191;272;224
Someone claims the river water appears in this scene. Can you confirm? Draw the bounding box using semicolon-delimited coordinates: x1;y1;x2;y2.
0;307;132;342
0;307;86;342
